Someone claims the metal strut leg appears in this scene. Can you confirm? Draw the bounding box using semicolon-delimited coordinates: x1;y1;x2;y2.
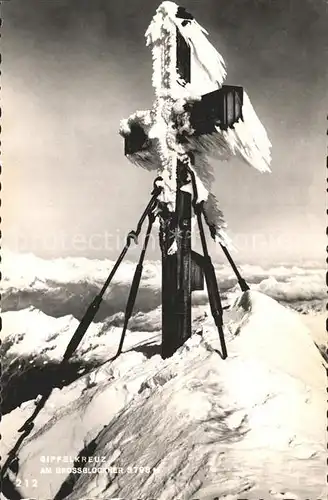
219;243;249;292
112;210;156;359
187;166;228;359
62;177;163;362
195;205;228;359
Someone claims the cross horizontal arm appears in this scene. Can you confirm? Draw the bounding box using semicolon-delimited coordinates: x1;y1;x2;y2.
124;122;149;156
122;85;243;157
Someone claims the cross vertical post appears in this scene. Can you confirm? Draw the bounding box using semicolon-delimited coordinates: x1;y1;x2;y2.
161;29;192;359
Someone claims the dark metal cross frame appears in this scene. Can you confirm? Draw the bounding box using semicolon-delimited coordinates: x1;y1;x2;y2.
124;19;249;360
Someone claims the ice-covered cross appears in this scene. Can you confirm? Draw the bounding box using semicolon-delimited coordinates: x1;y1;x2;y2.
120;1;271;248
119;1;271;358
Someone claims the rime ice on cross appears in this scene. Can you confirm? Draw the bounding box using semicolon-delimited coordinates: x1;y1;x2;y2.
119;1;271;358
120;2;271;246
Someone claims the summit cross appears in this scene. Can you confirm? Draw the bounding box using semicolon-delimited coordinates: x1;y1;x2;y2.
120;2;271;358
0;5;272;490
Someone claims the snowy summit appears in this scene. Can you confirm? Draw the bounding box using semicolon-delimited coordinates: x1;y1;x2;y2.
1;288;326;499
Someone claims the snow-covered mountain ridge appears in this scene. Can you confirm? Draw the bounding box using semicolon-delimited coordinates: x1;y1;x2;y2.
1;290;326;500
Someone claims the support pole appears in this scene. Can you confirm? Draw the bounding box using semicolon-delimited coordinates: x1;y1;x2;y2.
188;166;227;359
219;243;249;292
113;212;156;359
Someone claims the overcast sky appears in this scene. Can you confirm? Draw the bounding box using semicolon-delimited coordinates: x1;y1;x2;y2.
3;0;327;264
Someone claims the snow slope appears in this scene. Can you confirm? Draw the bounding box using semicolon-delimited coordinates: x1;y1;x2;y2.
1;291;326;500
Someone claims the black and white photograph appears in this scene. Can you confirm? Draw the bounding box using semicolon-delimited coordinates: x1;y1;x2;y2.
1;1;327;499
